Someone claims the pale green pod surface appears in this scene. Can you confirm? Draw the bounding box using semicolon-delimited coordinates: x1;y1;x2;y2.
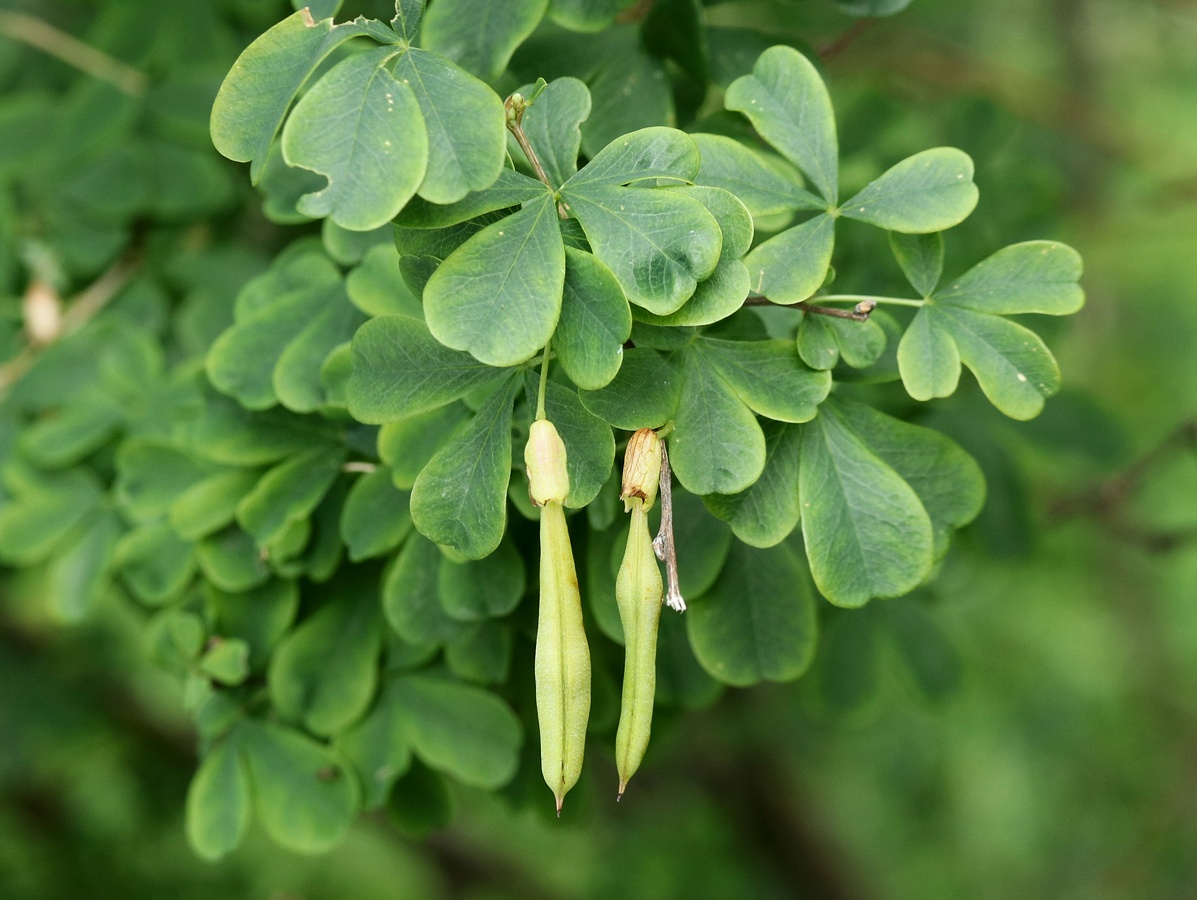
615;497;664;796
535;501;591;812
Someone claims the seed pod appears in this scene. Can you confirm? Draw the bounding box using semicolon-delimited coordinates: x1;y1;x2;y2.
615;430;664;797
528;420;590;813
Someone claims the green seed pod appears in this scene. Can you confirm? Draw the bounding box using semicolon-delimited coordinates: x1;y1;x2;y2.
529;421;590;813
615;430;665;797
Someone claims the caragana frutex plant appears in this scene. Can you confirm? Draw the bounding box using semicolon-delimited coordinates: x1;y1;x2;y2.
0;0;1085;858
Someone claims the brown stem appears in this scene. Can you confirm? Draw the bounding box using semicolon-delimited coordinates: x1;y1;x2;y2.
0;11;147;95
819;17;877;61
651;441;684;611
743;295;877;322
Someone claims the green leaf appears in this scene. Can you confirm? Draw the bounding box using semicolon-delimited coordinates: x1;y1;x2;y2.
933;305;1061;420
890;231;943;296
634;259;751;327
832;399;985;558
47;509;121;623
196;527;272;592
564;185;721;314
424;196;565;366
705;420;802;548
241;720;359;855
200;639;251;686
281;47;426;230
19;400;122;469
744;213;834;303
378;403;472;490
340;468;413;561
582;51;673;158
438;534;526;621
566;126;699;187
208;256;345;410
269;590;384;736
669;347;766;495
273;295;367;413
210;11;392;183
548;0;635;30
541;378;616;508
114;522;196;605
517;77;590;187
797;313;888;370
725;45;838;203
389;674;523;789
347;315;511;423
671;488;734;598
445;622;512;684
422;0;548;82
334;681;414;810
384;535;472;645
346;245;422;317
115;438;215;523
799;406;934;607
687;540;817;686
896;306;961;400
935;241;1085;315
673;185;754;261
699;337;830;423
395;169;549;229
236;445;346;546
0;470;102;565
579;347;681;430
186;736;251;861
842;148;978;233
554;247;631;390
206;579;300;671
393;49;507;204
691;133;823;217
170;470;261;542
410;376;519;559
391;0;424;41
184;391;339;466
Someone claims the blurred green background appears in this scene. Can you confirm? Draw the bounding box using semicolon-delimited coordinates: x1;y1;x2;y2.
3;0;1197;898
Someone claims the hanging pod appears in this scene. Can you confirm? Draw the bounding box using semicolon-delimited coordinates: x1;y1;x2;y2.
614;428;665;797
525;419;591;814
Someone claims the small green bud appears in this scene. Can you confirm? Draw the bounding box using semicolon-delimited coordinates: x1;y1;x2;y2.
620;428;662;511
525;419;570;506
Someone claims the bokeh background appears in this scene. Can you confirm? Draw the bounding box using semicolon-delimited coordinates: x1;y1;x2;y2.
2;0;1196;898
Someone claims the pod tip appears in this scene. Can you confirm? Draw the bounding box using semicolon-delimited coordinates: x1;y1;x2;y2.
617;781;626;801
555;795;563;817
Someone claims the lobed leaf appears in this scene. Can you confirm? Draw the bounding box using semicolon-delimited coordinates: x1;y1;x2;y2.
841;148;978;234
424;195;566;367
281;47;427;230
725;45;838;203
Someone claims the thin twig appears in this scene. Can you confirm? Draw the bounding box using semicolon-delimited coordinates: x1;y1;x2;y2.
743;295;877;321
504;94;569;219
652;441;685;612
60;252;142;334
0;250;142;394
0;11;147;96
342;461;378;474
819;17;877;61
